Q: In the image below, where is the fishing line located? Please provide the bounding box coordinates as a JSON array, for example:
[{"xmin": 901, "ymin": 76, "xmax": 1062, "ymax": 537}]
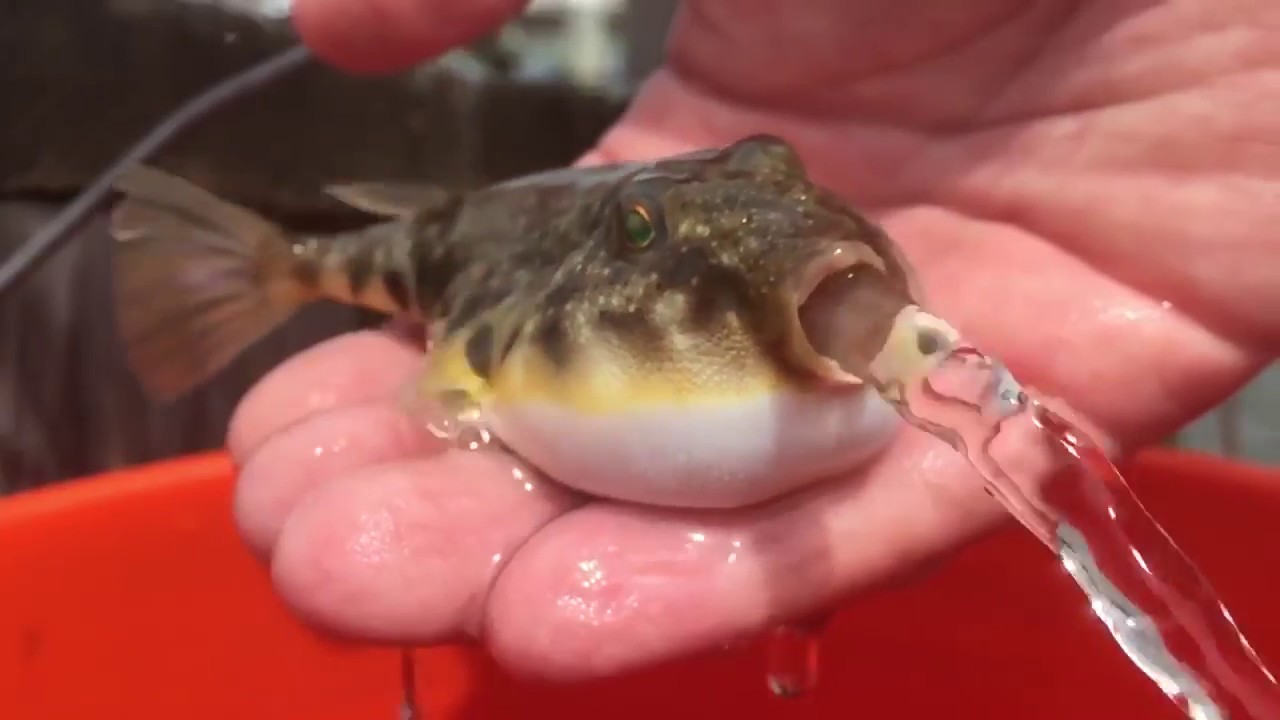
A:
[{"xmin": 0, "ymin": 43, "xmax": 315, "ymax": 302}]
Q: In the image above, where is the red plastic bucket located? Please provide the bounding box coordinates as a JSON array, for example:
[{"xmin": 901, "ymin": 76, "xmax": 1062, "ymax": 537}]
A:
[{"xmin": 1, "ymin": 449, "xmax": 1277, "ymax": 719}]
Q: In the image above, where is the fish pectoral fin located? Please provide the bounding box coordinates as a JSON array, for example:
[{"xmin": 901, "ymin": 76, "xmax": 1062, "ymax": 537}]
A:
[
  {"xmin": 324, "ymin": 182, "xmax": 453, "ymax": 218},
  {"xmin": 109, "ymin": 165, "xmax": 304, "ymax": 403},
  {"xmin": 398, "ymin": 337, "xmax": 493, "ymax": 439}
]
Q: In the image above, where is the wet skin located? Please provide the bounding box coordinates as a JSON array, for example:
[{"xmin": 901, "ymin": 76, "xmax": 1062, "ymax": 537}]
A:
[{"xmin": 234, "ymin": 0, "xmax": 1280, "ymax": 680}]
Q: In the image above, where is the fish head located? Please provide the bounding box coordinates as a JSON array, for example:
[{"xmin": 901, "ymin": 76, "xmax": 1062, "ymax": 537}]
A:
[{"xmin": 547, "ymin": 133, "xmax": 937, "ymax": 393}]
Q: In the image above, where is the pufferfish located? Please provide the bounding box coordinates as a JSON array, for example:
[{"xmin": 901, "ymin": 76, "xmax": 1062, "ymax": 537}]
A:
[{"xmin": 108, "ymin": 135, "xmax": 956, "ymax": 509}]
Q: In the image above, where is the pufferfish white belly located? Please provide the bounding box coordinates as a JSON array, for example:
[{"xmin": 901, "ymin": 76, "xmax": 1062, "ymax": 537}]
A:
[
  {"xmin": 485, "ymin": 384, "xmax": 901, "ymax": 509},
  {"xmin": 419, "ymin": 310, "xmax": 905, "ymax": 509}
]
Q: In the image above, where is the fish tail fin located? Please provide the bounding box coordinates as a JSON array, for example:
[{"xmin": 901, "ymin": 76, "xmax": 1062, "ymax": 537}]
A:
[{"xmin": 108, "ymin": 165, "xmax": 310, "ymax": 402}]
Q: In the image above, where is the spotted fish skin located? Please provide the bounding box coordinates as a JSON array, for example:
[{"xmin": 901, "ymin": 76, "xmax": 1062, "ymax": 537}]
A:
[
  {"xmin": 108, "ymin": 134, "xmax": 924, "ymax": 508},
  {"xmin": 411, "ymin": 136, "xmax": 921, "ymax": 412}
]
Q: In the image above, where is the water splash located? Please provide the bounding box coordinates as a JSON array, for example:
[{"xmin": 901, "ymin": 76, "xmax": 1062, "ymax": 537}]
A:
[{"xmin": 885, "ymin": 346, "xmax": 1280, "ymax": 719}]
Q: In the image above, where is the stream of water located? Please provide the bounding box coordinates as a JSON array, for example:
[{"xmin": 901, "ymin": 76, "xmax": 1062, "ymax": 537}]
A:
[
  {"xmin": 766, "ymin": 345, "xmax": 1280, "ymax": 718},
  {"xmin": 414, "ymin": 319, "xmax": 1279, "ymax": 717}
]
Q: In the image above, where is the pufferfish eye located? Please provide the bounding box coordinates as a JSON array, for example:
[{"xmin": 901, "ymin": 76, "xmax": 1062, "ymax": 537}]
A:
[{"xmin": 622, "ymin": 204, "xmax": 657, "ymax": 249}]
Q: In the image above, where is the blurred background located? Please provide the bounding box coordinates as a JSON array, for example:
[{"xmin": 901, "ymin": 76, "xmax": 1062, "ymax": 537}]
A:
[{"xmin": 0, "ymin": 0, "xmax": 1273, "ymax": 494}]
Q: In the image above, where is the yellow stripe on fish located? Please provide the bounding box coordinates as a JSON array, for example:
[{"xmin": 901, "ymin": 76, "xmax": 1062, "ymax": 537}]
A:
[{"xmin": 423, "ymin": 327, "xmax": 793, "ymax": 417}]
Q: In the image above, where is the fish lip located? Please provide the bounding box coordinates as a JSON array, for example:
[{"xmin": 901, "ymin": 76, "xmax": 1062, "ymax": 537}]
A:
[{"xmin": 784, "ymin": 242, "xmax": 884, "ymax": 387}]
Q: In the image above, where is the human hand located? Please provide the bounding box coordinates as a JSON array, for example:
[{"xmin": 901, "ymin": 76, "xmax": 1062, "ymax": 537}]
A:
[{"xmin": 231, "ymin": 0, "xmax": 1280, "ymax": 679}]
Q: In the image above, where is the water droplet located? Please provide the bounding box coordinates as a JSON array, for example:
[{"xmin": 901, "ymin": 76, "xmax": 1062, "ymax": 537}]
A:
[
  {"xmin": 310, "ymin": 437, "xmax": 350, "ymax": 458},
  {"xmin": 766, "ymin": 621, "xmax": 823, "ymax": 699},
  {"xmin": 411, "ymin": 386, "xmax": 494, "ymax": 452},
  {"xmin": 509, "ymin": 465, "xmax": 537, "ymax": 493},
  {"xmin": 455, "ymin": 424, "xmax": 493, "ymax": 451}
]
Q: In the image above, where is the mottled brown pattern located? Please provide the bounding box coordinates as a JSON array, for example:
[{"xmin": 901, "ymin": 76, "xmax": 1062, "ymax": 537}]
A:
[
  {"xmin": 389, "ymin": 134, "xmax": 921, "ymax": 386},
  {"xmin": 99, "ymin": 134, "xmax": 920, "ymax": 440},
  {"xmin": 382, "ymin": 269, "xmax": 412, "ymax": 312},
  {"xmin": 464, "ymin": 323, "xmax": 497, "ymax": 381},
  {"xmin": 344, "ymin": 247, "xmax": 376, "ymax": 298}
]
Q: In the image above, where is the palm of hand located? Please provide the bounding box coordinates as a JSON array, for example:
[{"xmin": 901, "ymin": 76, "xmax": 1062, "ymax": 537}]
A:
[{"xmin": 231, "ymin": 0, "xmax": 1278, "ymax": 680}]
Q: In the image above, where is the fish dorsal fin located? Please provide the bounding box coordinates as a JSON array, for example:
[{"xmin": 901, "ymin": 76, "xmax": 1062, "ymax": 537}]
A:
[{"xmin": 324, "ymin": 182, "xmax": 453, "ymax": 218}]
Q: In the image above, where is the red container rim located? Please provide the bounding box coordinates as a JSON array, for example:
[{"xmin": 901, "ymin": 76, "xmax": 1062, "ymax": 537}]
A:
[{"xmin": 1, "ymin": 448, "xmax": 1277, "ymax": 720}]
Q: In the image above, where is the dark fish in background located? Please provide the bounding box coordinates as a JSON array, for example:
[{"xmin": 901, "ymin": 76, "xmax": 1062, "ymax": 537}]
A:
[{"xmin": 0, "ymin": 0, "xmax": 630, "ymax": 492}]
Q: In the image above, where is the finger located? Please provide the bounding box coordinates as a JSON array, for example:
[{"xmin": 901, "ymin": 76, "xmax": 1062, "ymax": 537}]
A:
[
  {"xmin": 227, "ymin": 329, "xmax": 423, "ymax": 460},
  {"xmin": 483, "ymin": 429, "xmax": 1026, "ymax": 680},
  {"xmin": 291, "ymin": 0, "xmax": 531, "ymax": 74},
  {"xmin": 233, "ymin": 402, "xmax": 445, "ymax": 556},
  {"xmin": 268, "ymin": 449, "xmax": 580, "ymax": 642}
]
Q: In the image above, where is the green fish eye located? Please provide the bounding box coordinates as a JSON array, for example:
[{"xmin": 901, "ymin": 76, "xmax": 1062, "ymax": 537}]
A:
[{"xmin": 623, "ymin": 206, "xmax": 656, "ymax": 248}]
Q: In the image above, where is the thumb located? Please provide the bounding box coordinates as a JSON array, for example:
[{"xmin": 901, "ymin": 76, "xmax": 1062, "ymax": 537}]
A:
[{"xmin": 291, "ymin": 0, "xmax": 530, "ymax": 74}]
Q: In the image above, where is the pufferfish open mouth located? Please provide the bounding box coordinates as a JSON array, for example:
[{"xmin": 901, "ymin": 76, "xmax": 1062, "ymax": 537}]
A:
[{"xmin": 787, "ymin": 243, "xmax": 956, "ymax": 389}]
